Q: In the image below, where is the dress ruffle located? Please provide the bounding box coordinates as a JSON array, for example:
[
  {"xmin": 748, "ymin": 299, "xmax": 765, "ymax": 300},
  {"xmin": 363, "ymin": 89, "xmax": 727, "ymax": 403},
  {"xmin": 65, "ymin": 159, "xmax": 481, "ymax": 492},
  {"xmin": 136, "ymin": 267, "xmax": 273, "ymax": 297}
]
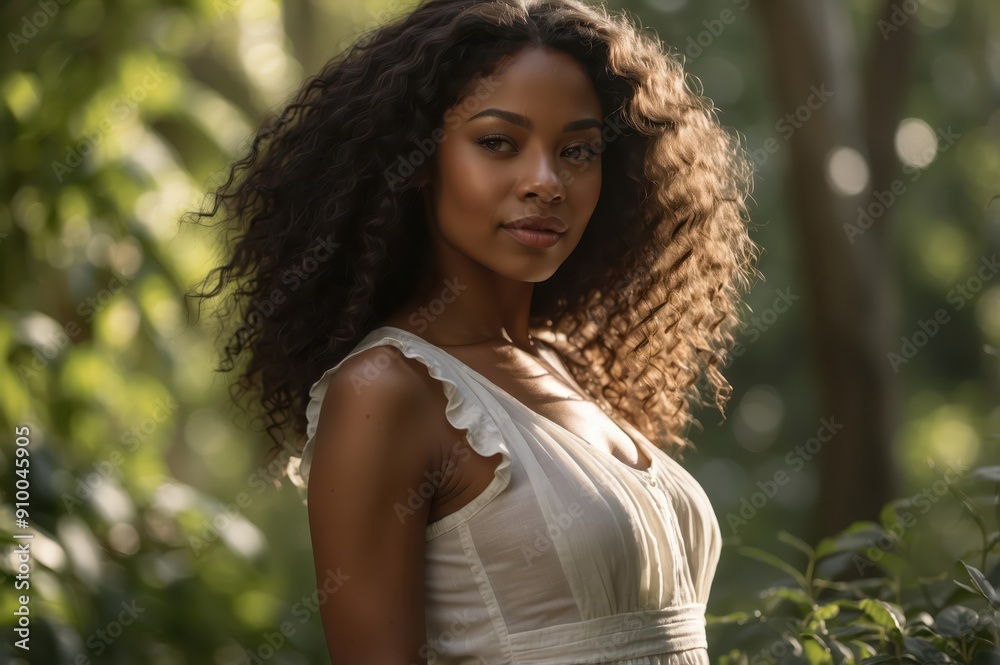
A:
[{"xmin": 286, "ymin": 334, "xmax": 512, "ymax": 540}]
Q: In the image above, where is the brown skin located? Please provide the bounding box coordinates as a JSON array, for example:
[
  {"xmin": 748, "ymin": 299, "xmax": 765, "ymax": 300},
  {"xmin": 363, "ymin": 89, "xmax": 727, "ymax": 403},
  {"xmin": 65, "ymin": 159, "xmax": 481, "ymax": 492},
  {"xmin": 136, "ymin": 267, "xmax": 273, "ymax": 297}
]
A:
[
  {"xmin": 381, "ymin": 46, "xmax": 651, "ymax": 504},
  {"xmin": 306, "ymin": 47, "xmax": 649, "ymax": 663},
  {"xmin": 385, "ymin": 45, "xmax": 604, "ymax": 354}
]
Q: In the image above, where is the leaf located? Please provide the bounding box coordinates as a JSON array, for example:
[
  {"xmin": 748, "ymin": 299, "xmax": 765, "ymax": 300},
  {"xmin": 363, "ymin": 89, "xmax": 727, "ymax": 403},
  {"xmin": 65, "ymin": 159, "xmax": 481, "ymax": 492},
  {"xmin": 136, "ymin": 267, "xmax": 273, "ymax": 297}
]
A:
[
  {"xmin": 858, "ymin": 656, "xmax": 904, "ymax": 664},
  {"xmin": 829, "ymin": 623, "xmax": 878, "ymax": 640},
  {"xmin": 779, "ymin": 530, "xmax": 816, "ymax": 559},
  {"xmin": 935, "ymin": 605, "xmax": 980, "ymax": 637},
  {"xmin": 763, "ymin": 586, "xmax": 814, "ymax": 607},
  {"xmin": 816, "ymin": 522, "xmax": 887, "ymax": 557},
  {"xmin": 828, "ymin": 638, "xmax": 855, "ymax": 664},
  {"xmin": 960, "ymin": 559, "xmax": 1000, "ymax": 607},
  {"xmin": 706, "ymin": 610, "xmax": 752, "ymax": 626},
  {"xmin": 902, "ymin": 636, "xmax": 954, "ymax": 664},
  {"xmin": 813, "ymin": 603, "xmax": 841, "ymax": 622},
  {"xmin": 968, "ymin": 466, "xmax": 1000, "ymax": 483},
  {"xmin": 878, "ymin": 501, "xmax": 902, "ymax": 534},
  {"xmin": 859, "ymin": 598, "xmax": 904, "ymax": 633},
  {"xmin": 737, "ymin": 545, "xmax": 809, "ymax": 591},
  {"xmin": 802, "ymin": 635, "xmax": 834, "ymax": 665},
  {"xmin": 816, "ymin": 536, "xmax": 838, "ymax": 559},
  {"xmin": 848, "ymin": 640, "xmax": 877, "ymax": 658}
]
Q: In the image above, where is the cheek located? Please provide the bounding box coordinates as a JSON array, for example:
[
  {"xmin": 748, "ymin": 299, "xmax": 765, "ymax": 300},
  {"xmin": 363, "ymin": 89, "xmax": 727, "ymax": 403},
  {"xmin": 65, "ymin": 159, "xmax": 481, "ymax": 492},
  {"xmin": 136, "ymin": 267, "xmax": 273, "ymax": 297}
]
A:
[
  {"xmin": 568, "ymin": 162, "xmax": 602, "ymax": 212},
  {"xmin": 436, "ymin": 144, "xmax": 502, "ymax": 228}
]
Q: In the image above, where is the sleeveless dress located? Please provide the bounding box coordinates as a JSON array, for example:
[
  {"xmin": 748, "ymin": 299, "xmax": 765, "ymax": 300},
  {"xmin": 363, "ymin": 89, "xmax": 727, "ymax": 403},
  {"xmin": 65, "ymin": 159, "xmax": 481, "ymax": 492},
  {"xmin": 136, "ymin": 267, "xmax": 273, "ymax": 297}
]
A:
[{"xmin": 286, "ymin": 325, "xmax": 723, "ymax": 664}]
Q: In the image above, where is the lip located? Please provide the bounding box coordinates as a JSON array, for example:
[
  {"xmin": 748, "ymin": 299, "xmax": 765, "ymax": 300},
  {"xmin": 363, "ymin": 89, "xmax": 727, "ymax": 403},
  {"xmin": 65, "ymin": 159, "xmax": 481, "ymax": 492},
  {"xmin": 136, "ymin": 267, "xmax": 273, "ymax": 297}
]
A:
[
  {"xmin": 500, "ymin": 226, "xmax": 564, "ymax": 249},
  {"xmin": 501, "ymin": 215, "xmax": 568, "ymax": 234}
]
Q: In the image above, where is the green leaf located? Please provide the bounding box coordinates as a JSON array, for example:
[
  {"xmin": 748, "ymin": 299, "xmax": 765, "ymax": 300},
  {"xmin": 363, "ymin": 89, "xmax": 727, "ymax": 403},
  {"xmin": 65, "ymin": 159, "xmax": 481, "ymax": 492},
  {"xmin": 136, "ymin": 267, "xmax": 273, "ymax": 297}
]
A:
[
  {"xmin": 828, "ymin": 638, "xmax": 855, "ymax": 664},
  {"xmin": 960, "ymin": 559, "xmax": 1000, "ymax": 607},
  {"xmin": 848, "ymin": 640, "xmax": 877, "ymax": 658},
  {"xmin": 905, "ymin": 611, "xmax": 934, "ymax": 629},
  {"xmin": 818, "ymin": 521, "xmax": 887, "ymax": 557},
  {"xmin": 902, "ymin": 635, "xmax": 954, "ymax": 663},
  {"xmin": 935, "ymin": 605, "xmax": 980, "ymax": 637},
  {"xmin": 737, "ymin": 545, "xmax": 809, "ymax": 592},
  {"xmin": 763, "ymin": 586, "xmax": 814, "ymax": 607},
  {"xmin": 779, "ymin": 530, "xmax": 816, "ymax": 559},
  {"xmin": 878, "ymin": 501, "xmax": 902, "ymax": 533},
  {"xmin": 816, "ymin": 536, "xmax": 838, "ymax": 559},
  {"xmin": 859, "ymin": 599, "xmax": 904, "ymax": 633},
  {"xmin": 706, "ymin": 610, "xmax": 752, "ymax": 625},
  {"xmin": 813, "ymin": 603, "xmax": 841, "ymax": 622},
  {"xmin": 803, "ymin": 635, "xmax": 834, "ymax": 665}
]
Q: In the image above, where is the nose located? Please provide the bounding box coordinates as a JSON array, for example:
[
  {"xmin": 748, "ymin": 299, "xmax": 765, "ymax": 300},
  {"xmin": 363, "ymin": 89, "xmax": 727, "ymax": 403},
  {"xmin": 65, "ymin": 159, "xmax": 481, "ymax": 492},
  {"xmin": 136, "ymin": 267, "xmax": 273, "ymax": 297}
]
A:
[{"xmin": 517, "ymin": 150, "xmax": 565, "ymax": 205}]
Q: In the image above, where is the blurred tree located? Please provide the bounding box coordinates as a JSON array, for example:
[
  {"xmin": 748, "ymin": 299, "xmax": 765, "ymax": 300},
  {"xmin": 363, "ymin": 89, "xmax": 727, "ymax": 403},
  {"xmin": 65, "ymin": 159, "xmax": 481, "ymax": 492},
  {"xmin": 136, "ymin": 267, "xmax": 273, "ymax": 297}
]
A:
[{"xmin": 753, "ymin": 0, "xmax": 911, "ymax": 538}]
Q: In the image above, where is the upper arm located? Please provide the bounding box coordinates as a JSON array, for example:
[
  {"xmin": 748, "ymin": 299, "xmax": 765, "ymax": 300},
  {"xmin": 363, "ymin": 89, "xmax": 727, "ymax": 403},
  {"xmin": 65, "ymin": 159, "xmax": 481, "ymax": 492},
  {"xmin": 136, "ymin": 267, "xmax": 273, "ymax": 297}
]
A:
[{"xmin": 306, "ymin": 348, "xmax": 438, "ymax": 664}]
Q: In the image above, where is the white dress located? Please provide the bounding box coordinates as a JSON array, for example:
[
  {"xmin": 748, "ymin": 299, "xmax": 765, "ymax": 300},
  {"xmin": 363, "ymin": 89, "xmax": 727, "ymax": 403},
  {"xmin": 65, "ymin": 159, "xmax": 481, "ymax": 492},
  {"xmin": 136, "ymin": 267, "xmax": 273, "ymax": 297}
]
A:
[{"xmin": 286, "ymin": 325, "xmax": 723, "ymax": 664}]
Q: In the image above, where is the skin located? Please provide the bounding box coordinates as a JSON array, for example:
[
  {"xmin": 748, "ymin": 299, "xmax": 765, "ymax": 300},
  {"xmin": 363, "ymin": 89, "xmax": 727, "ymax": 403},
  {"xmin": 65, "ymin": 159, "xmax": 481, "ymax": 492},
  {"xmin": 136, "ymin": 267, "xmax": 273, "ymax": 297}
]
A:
[{"xmin": 387, "ymin": 45, "xmax": 604, "ymax": 355}]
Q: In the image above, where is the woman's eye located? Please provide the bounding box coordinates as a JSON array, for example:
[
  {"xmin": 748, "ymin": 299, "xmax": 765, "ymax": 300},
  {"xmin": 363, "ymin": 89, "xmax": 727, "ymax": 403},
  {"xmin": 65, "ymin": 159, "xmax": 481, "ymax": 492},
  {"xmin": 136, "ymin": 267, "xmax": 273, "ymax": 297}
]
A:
[
  {"xmin": 477, "ymin": 135, "xmax": 514, "ymax": 153},
  {"xmin": 476, "ymin": 136, "xmax": 601, "ymax": 161},
  {"xmin": 565, "ymin": 142, "xmax": 601, "ymax": 162}
]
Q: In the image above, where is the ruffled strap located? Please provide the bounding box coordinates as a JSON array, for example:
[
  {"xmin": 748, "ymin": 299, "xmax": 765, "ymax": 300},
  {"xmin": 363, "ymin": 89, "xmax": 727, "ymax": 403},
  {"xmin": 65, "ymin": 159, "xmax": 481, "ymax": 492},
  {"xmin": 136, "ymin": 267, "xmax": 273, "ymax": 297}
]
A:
[{"xmin": 286, "ymin": 327, "xmax": 512, "ymax": 539}]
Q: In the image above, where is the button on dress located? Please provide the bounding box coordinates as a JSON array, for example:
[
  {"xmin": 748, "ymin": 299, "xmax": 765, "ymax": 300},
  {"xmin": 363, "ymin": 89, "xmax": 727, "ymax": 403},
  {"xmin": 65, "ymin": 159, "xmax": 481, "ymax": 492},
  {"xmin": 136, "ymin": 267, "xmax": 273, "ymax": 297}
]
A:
[{"xmin": 287, "ymin": 326, "xmax": 723, "ymax": 664}]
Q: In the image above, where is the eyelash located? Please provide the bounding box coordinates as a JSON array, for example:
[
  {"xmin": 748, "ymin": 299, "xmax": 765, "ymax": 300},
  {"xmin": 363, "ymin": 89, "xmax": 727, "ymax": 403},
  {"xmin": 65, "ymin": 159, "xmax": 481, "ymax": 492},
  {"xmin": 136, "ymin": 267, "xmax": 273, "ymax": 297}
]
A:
[{"xmin": 476, "ymin": 134, "xmax": 602, "ymax": 162}]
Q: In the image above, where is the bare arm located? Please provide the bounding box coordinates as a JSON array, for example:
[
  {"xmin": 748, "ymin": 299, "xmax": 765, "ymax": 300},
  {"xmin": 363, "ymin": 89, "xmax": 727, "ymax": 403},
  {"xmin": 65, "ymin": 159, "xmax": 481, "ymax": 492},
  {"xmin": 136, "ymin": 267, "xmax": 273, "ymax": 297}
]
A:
[{"xmin": 306, "ymin": 349, "xmax": 437, "ymax": 664}]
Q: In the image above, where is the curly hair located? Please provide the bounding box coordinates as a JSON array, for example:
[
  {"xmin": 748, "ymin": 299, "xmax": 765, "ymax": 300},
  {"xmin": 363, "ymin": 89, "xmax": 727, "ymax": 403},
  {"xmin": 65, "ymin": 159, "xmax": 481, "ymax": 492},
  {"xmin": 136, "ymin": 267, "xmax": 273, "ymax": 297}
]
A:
[{"xmin": 184, "ymin": 0, "xmax": 762, "ymax": 477}]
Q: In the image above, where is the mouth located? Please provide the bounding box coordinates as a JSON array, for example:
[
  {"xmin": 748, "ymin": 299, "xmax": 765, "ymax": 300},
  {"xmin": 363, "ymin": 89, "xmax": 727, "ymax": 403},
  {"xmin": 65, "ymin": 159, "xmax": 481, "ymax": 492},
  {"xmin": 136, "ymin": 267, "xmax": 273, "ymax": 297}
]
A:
[
  {"xmin": 499, "ymin": 226, "xmax": 565, "ymax": 249},
  {"xmin": 501, "ymin": 215, "xmax": 568, "ymax": 234}
]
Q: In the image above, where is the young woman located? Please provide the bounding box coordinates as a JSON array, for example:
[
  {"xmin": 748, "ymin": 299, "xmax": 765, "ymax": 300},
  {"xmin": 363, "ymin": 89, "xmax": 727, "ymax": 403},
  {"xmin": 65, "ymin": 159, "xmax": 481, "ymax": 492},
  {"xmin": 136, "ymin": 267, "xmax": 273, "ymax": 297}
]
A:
[{"xmin": 189, "ymin": 0, "xmax": 759, "ymax": 662}]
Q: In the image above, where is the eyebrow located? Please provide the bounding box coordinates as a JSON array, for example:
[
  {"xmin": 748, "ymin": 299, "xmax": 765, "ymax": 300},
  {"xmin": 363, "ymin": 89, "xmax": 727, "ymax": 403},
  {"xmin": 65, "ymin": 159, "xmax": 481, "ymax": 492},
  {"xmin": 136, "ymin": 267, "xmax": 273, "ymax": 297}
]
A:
[{"xmin": 467, "ymin": 108, "xmax": 602, "ymax": 132}]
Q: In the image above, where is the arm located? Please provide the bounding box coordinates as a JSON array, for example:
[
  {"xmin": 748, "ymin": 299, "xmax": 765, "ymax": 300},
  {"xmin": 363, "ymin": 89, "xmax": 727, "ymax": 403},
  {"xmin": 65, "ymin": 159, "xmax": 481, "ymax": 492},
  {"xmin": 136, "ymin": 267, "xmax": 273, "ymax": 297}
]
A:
[{"xmin": 306, "ymin": 349, "xmax": 437, "ymax": 664}]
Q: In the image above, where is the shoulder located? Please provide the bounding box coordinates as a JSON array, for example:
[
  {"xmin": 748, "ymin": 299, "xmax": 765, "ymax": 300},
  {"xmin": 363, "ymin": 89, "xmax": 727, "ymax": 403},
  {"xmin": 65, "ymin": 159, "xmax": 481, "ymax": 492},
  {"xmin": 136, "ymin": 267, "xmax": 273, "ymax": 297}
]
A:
[
  {"xmin": 320, "ymin": 345, "xmax": 435, "ymax": 427},
  {"xmin": 312, "ymin": 344, "xmax": 446, "ymax": 464}
]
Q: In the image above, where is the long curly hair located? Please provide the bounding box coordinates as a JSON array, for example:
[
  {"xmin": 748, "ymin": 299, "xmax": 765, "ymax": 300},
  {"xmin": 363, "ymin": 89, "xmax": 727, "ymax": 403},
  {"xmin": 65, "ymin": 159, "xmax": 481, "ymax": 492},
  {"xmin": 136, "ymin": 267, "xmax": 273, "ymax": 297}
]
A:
[{"xmin": 184, "ymin": 0, "xmax": 761, "ymax": 476}]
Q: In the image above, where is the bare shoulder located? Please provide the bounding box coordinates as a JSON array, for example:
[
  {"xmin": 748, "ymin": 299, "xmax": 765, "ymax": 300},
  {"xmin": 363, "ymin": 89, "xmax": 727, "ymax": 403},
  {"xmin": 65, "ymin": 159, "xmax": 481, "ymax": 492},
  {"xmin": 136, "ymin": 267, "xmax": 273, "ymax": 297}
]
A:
[
  {"xmin": 310, "ymin": 346, "xmax": 440, "ymax": 484},
  {"xmin": 320, "ymin": 345, "xmax": 443, "ymax": 422},
  {"xmin": 305, "ymin": 344, "xmax": 441, "ymax": 662}
]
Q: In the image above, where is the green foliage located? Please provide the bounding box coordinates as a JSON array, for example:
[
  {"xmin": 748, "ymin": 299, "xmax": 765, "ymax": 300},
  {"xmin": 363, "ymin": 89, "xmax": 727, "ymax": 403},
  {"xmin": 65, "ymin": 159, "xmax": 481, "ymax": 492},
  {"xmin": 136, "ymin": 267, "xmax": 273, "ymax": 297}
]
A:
[{"xmin": 708, "ymin": 465, "xmax": 1000, "ymax": 664}]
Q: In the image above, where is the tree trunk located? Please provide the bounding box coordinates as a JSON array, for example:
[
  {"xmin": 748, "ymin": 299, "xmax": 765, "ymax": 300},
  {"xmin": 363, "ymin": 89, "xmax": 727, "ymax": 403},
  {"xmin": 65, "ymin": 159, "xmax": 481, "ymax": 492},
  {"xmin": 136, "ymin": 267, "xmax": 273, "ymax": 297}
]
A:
[{"xmin": 754, "ymin": 0, "xmax": 907, "ymax": 539}]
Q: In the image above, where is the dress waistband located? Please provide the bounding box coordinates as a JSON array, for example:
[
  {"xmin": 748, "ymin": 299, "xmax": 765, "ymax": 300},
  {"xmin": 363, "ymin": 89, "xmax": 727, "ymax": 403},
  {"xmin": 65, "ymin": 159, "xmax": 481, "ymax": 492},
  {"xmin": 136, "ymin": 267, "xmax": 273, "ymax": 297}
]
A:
[{"xmin": 507, "ymin": 603, "xmax": 707, "ymax": 664}]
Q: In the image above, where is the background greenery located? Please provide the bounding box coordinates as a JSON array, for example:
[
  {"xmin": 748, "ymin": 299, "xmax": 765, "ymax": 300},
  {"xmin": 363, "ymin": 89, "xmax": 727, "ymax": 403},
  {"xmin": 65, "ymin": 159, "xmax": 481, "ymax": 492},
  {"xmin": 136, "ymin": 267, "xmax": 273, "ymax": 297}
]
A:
[{"xmin": 0, "ymin": 0, "xmax": 997, "ymax": 663}]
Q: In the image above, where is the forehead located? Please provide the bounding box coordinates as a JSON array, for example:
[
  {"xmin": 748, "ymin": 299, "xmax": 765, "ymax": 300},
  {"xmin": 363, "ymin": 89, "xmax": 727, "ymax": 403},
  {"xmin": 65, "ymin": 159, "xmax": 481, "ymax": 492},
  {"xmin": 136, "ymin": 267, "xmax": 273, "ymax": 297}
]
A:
[{"xmin": 450, "ymin": 46, "xmax": 603, "ymax": 124}]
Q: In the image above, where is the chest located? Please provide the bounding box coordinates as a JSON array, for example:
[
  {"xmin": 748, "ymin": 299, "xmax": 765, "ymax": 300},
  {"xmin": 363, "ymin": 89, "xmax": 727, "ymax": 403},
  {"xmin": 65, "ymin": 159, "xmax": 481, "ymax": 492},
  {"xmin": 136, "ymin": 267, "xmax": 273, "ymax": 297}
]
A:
[{"xmin": 423, "ymin": 344, "xmax": 652, "ymax": 523}]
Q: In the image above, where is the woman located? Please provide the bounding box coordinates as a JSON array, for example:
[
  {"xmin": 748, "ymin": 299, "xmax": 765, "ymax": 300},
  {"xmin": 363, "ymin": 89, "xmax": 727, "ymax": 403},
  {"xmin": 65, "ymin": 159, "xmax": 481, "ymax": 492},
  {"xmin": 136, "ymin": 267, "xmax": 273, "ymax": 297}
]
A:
[{"xmin": 188, "ymin": 0, "xmax": 760, "ymax": 662}]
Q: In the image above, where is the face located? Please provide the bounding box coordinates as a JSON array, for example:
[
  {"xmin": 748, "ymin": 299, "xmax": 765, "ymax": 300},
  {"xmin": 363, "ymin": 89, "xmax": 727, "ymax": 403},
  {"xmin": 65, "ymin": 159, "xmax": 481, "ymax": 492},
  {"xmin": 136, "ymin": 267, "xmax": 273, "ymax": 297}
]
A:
[{"xmin": 420, "ymin": 45, "xmax": 604, "ymax": 283}]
